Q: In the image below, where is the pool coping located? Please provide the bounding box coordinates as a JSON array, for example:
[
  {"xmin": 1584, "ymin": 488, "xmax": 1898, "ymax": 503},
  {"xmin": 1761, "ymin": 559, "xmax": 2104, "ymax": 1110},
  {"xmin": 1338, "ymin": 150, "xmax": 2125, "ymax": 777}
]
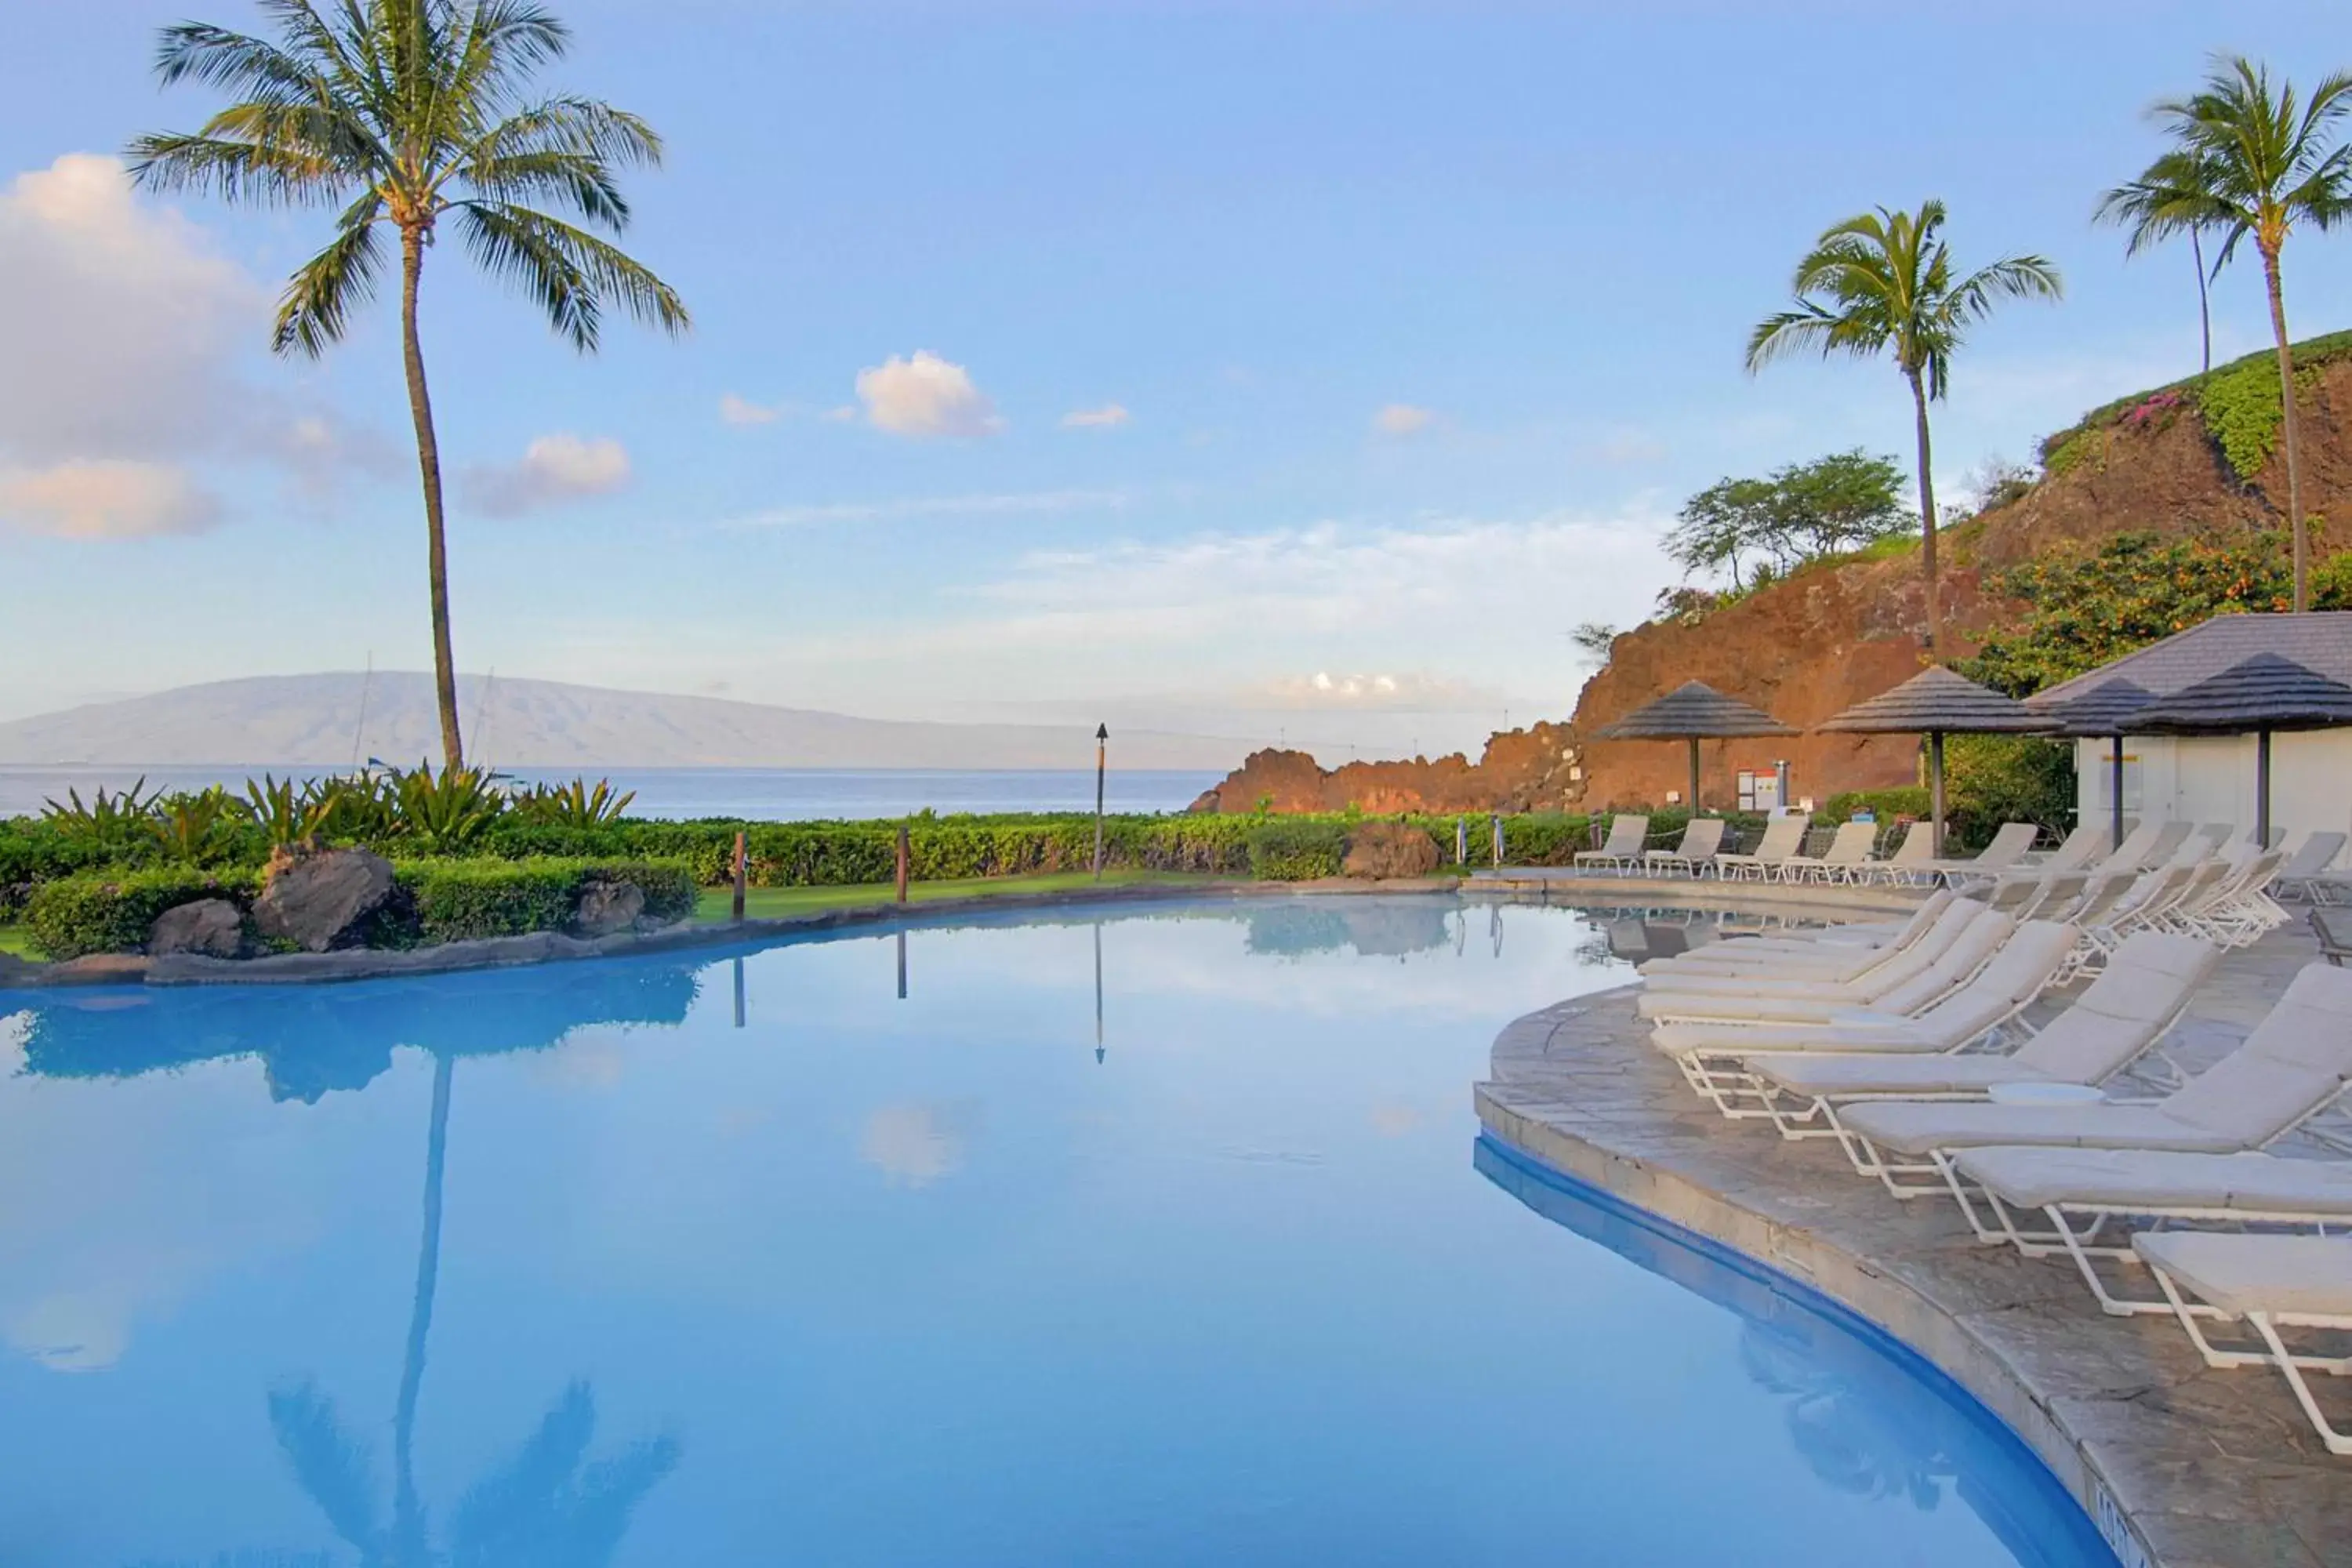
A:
[{"xmin": 1475, "ymin": 982, "xmax": 2348, "ymax": 1568}]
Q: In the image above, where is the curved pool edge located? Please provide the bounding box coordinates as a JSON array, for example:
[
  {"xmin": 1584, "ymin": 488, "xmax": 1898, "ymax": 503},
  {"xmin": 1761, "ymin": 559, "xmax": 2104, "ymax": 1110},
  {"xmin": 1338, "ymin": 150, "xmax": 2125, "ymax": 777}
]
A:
[
  {"xmin": 1475, "ymin": 985, "xmax": 2343, "ymax": 1568},
  {"xmin": 5, "ymin": 873, "xmax": 1922, "ymax": 992}
]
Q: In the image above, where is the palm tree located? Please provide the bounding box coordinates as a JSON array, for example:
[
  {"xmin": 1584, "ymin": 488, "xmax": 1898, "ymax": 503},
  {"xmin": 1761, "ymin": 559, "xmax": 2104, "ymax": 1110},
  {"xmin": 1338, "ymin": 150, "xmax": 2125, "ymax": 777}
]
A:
[
  {"xmin": 1747, "ymin": 203, "xmax": 2061, "ymax": 653},
  {"xmin": 129, "ymin": 0, "xmax": 689, "ymax": 769},
  {"xmin": 2096, "ymin": 151, "xmax": 2225, "ymax": 377},
  {"xmin": 2096, "ymin": 56, "xmax": 2352, "ymax": 612}
]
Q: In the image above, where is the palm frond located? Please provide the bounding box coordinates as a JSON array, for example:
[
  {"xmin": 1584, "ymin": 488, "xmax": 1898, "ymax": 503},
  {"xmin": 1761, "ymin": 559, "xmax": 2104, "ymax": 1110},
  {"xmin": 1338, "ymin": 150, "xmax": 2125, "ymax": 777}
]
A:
[
  {"xmin": 153, "ymin": 19, "xmax": 324, "ymax": 101},
  {"xmin": 126, "ymin": 130, "xmax": 347, "ymax": 205},
  {"xmin": 274, "ymin": 216, "xmax": 388, "ymax": 357},
  {"xmin": 454, "ymin": 198, "xmax": 689, "ymax": 350}
]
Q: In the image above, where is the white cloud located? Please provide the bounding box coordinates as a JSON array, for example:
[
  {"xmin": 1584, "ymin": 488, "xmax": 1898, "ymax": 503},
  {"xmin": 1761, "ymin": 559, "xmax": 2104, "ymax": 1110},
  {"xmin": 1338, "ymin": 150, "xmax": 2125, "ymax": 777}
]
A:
[
  {"xmin": 859, "ymin": 1101, "xmax": 977, "ymax": 1188},
  {"xmin": 725, "ymin": 488, "xmax": 1128, "ymax": 528},
  {"xmin": 1254, "ymin": 670, "xmax": 1475, "ymax": 710},
  {"xmin": 1372, "ymin": 403, "xmax": 1437, "ymax": 437},
  {"xmin": 0, "ymin": 459, "xmax": 219, "ymax": 539},
  {"xmin": 718, "ymin": 393, "xmax": 782, "ymax": 426},
  {"xmin": 855, "ymin": 350, "xmax": 1004, "ymax": 438},
  {"xmin": 463, "ymin": 434, "xmax": 632, "ymax": 517},
  {"xmin": 1062, "ymin": 402, "xmax": 1130, "ymax": 429},
  {"xmin": 0, "ymin": 154, "xmax": 395, "ymax": 528}
]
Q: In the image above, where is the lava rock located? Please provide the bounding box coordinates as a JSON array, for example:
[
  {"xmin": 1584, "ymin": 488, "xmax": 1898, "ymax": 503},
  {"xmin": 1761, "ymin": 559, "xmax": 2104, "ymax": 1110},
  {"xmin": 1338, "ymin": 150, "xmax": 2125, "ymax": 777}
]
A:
[
  {"xmin": 147, "ymin": 898, "xmax": 244, "ymax": 958},
  {"xmin": 1341, "ymin": 820, "xmax": 1441, "ymax": 879},
  {"xmin": 572, "ymin": 879, "xmax": 646, "ymax": 938},
  {"xmin": 252, "ymin": 847, "xmax": 396, "ymax": 953}
]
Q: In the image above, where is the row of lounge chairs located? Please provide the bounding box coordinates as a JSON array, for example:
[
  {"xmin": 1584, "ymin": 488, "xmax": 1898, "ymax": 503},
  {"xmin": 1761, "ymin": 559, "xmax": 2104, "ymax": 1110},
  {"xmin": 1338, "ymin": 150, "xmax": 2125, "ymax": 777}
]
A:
[
  {"xmin": 1632, "ymin": 877, "xmax": 2352, "ymax": 1456},
  {"xmin": 1575, "ymin": 809, "xmax": 2352, "ymax": 899}
]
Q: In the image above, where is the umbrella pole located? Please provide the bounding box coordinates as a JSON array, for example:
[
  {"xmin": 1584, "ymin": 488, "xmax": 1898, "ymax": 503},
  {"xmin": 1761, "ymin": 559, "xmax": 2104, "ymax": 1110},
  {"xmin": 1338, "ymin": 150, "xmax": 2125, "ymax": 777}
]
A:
[
  {"xmin": 2256, "ymin": 728, "xmax": 2272, "ymax": 848},
  {"xmin": 1686, "ymin": 737, "xmax": 1701, "ymax": 815},
  {"xmin": 1929, "ymin": 731, "xmax": 1947, "ymax": 859},
  {"xmin": 2111, "ymin": 735, "xmax": 2125, "ymax": 851}
]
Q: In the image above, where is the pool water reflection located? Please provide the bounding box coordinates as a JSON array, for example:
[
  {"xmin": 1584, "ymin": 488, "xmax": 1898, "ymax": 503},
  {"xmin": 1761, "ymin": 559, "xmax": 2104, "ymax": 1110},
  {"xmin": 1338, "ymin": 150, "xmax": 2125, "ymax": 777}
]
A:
[{"xmin": 0, "ymin": 898, "xmax": 2112, "ymax": 1566}]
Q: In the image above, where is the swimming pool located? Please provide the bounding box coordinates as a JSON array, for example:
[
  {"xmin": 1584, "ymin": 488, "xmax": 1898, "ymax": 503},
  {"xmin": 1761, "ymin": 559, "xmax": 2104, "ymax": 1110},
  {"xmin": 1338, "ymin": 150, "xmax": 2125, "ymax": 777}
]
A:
[{"xmin": 0, "ymin": 898, "xmax": 2115, "ymax": 1566}]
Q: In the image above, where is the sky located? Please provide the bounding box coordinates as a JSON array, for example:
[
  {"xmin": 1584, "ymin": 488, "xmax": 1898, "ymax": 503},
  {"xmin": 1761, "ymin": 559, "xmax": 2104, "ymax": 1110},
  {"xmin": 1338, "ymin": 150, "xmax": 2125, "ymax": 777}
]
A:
[{"xmin": 3, "ymin": 1, "xmax": 2350, "ymax": 760}]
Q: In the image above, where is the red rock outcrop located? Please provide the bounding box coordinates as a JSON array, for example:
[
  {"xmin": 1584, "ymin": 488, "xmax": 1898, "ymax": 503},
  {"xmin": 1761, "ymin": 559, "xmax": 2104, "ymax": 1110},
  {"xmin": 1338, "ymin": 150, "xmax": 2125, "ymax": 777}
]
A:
[{"xmin": 1192, "ymin": 356, "xmax": 2352, "ymax": 815}]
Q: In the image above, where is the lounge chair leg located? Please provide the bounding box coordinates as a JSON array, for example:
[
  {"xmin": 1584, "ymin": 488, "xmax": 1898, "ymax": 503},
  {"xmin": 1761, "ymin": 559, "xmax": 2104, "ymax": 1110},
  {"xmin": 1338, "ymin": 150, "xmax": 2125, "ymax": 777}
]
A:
[
  {"xmin": 2252, "ymin": 1314, "xmax": 2352, "ymax": 1454},
  {"xmin": 2051, "ymin": 1207, "xmax": 2172, "ymax": 1316}
]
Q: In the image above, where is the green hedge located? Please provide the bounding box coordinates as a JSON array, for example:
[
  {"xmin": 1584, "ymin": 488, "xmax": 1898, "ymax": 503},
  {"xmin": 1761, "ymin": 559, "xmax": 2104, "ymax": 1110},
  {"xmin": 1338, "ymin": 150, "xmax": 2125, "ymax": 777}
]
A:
[
  {"xmin": 387, "ymin": 858, "xmax": 700, "ymax": 946},
  {"xmin": 1245, "ymin": 822, "xmax": 1347, "ymax": 880},
  {"xmin": 2, "ymin": 806, "xmax": 1618, "ymax": 900},
  {"xmin": 24, "ymin": 868, "xmax": 260, "ymax": 960},
  {"xmin": 1823, "ymin": 789, "xmax": 1933, "ymax": 824}
]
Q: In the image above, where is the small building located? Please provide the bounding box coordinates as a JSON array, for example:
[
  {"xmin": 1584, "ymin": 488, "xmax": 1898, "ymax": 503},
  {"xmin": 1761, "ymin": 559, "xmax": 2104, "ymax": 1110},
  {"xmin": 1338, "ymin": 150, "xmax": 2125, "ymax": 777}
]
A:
[{"xmin": 2032, "ymin": 612, "xmax": 2352, "ymax": 845}]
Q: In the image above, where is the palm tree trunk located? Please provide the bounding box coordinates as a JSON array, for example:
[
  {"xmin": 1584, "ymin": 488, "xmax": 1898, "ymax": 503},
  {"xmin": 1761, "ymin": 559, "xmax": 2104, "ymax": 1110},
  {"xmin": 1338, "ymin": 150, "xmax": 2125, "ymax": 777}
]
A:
[
  {"xmin": 2192, "ymin": 229, "xmax": 2211, "ymax": 377},
  {"xmin": 2259, "ymin": 242, "xmax": 2307, "ymax": 611},
  {"xmin": 400, "ymin": 227, "xmax": 466, "ymax": 770},
  {"xmin": 1906, "ymin": 367, "xmax": 1940, "ymax": 653}
]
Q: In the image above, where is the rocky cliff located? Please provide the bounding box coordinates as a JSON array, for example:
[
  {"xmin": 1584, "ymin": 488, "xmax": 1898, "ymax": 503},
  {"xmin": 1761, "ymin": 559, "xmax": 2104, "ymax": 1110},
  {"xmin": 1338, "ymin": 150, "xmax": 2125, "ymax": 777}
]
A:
[{"xmin": 1192, "ymin": 347, "xmax": 2352, "ymax": 815}]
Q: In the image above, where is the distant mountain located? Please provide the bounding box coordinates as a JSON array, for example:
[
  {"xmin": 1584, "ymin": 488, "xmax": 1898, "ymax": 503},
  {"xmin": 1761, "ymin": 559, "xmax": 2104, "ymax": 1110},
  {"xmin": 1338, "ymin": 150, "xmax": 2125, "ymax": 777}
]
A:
[{"xmin": 0, "ymin": 673, "xmax": 1246, "ymax": 771}]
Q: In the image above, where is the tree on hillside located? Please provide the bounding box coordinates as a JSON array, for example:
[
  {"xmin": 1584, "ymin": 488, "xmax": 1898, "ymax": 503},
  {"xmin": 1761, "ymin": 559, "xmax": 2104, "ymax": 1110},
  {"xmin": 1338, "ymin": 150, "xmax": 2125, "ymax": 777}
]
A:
[
  {"xmin": 1746, "ymin": 204, "xmax": 2061, "ymax": 654},
  {"xmin": 129, "ymin": 0, "xmax": 690, "ymax": 770},
  {"xmin": 1664, "ymin": 449, "xmax": 1914, "ymax": 591},
  {"xmin": 2096, "ymin": 55, "xmax": 2352, "ymax": 612}
]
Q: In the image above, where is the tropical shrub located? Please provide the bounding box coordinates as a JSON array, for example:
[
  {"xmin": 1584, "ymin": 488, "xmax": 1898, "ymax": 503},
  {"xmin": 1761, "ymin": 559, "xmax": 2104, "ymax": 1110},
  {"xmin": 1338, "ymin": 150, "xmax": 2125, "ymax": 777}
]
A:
[
  {"xmin": 510, "ymin": 776, "xmax": 637, "ymax": 829},
  {"xmin": 1823, "ymin": 788, "xmax": 1932, "ymax": 823},
  {"xmin": 1945, "ymin": 735, "xmax": 2078, "ymax": 851},
  {"xmin": 386, "ymin": 762, "xmax": 506, "ymax": 852},
  {"xmin": 1969, "ymin": 530, "xmax": 2352, "ymax": 696},
  {"xmin": 40, "ymin": 779, "xmax": 163, "ymax": 861},
  {"xmin": 1244, "ymin": 822, "xmax": 1346, "ymax": 880},
  {"xmin": 24, "ymin": 867, "xmax": 259, "ymax": 960},
  {"xmin": 240, "ymin": 774, "xmax": 340, "ymax": 849},
  {"xmin": 380, "ymin": 858, "xmax": 699, "ymax": 947},
  {"xmin": 147, "ymin": 786, "xmax": 250, "ymax": 866}
]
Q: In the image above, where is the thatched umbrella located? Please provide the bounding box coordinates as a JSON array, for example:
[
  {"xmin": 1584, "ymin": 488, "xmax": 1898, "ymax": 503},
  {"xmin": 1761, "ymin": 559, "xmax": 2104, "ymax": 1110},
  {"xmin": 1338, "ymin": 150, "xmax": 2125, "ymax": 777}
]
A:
[
  {"xmin": 1591, "ymin": 680, "xmax": 1798, "ymax": 813},
  {"xmin": 2120, "ymin": 653, "xmax": 2352, "ymax": 847},
  {"xmin": 2031, "ymin": 678, "xmax": 2154, "ymax": 852},
  {"xmin": 1814, "ymin": 667, "xmax": 2052, "ymax": 857}
]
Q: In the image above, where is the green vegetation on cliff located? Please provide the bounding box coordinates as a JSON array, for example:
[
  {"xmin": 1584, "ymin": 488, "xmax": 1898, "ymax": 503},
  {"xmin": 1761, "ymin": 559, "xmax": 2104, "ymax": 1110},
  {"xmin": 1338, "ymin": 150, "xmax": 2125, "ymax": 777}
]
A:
[{"xmin": 2036, "ymin": 328, "xmax": 2352, "ymax": 484}]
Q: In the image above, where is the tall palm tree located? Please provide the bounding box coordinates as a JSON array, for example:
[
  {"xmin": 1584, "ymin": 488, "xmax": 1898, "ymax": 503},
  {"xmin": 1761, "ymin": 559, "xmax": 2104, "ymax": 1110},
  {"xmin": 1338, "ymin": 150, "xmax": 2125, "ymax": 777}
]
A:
[
  {"xmin": 2096, "ymin": 56, "xmax": 2352, "ymax": 612},
  {"xmin": 1747, "ymin": 202, "xmax": 2061, "ymax": 653},
  {"xmin": 2096, "ymin": 151, "xmax": 2225, "ymax": 377},
  {"xmin": 129, "ymin": 0, "xmax": 689, "ymax": 769}
]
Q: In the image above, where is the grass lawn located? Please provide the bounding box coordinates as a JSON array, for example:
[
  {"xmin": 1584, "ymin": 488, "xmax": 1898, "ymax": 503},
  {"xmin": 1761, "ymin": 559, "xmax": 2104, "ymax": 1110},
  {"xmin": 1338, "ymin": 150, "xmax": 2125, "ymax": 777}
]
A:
[
  {"xmin": 692, "ymin": 869, "xmax": 1221, "ymax": 924},
  {"xmin": 0, "ymin": 922, "xmax": 34, "ymax": 959}
]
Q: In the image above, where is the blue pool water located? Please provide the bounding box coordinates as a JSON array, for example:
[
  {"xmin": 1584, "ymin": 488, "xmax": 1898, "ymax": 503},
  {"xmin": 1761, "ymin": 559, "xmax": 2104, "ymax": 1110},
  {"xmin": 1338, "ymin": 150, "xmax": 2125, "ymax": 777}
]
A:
[{"xmin": 0, "ymin": 898, "xmax": 2114, "ymax": 1566}]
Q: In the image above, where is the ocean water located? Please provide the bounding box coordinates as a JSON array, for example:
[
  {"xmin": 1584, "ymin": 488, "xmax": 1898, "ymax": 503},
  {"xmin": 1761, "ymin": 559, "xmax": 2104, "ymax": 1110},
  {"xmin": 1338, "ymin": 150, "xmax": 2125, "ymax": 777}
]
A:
[
  {"xmin": 0, "ymin": 766, "xmax": 1224, "ymax": 822},
  {"xmin": 0, "ymin": 897, "xmax": 2113, "ymax": 1566}
]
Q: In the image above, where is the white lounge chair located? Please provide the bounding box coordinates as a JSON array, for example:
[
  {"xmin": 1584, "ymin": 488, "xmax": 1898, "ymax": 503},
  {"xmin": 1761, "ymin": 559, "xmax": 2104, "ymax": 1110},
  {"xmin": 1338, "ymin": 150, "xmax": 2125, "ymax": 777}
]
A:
[
  {"xmin": 1739, "ymin": 932, "xmax": 2220, "ymax": 1143},
  {"xmin": 2168, "ymin": 823, "xmax": 2237, "ymax": 867},
  {"xmin": 1712, "ymin": 814, "xmax": 1811, "ymax": 881},
  {"xmin": 1653, "ymin": 920, "xmax": 2079, "ymax": 1121},
  {"xmin": 1922, "ymin": 821, "xmax": 2042, "ymax": 884},
  {"xmin": 2027, "ymin": 818, "xmax": 2125, "ymax": 874},
  {"xmin": 1640, "ymin": 816, "xmax": 1726, "ymax": 878},
  {"xmin": 1776, "ymin": 820, "xmax": 1878, "ymax": 884},
  {"xmin": 1850, "ymin": 819, "xmax": 1941, "ymax": 887},
  {"xmin": 2274, "ymin": 830, "xmax": 2350, "ymax": 904},
  {"xmin": 1574, "ymin": 813, "xmax": 1650, "ymax": 873},
  {"xmin": 2086, "ymin": 819, "xmax": 2191, "ymax": 879},
  {"xmin": 1636, "ymin": 902, "xmax": 1998, "ymax": 1021},
  {"xmin": 1947, "ymin": 1146, "xmax": 2352, "ymax": 1317},
  {"xmin": 1832, "ymin": 962, "xmax": 2352, "ymax": 1202},
  {"xmin": 1640, "ymin": 891, "xmax": 1958, "ymax": 978},
  {"xmin": 2135, "ymin": 1232, "xmax": 2352, "ymax": 1456}
]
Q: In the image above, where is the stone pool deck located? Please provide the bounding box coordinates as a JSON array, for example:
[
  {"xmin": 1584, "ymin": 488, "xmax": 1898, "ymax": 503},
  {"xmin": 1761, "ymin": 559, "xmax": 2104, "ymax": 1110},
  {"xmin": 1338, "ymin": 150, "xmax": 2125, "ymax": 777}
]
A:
[{"xmin": 1476, "ymin": 920, "xmax": 2350, "ymax": 1568}]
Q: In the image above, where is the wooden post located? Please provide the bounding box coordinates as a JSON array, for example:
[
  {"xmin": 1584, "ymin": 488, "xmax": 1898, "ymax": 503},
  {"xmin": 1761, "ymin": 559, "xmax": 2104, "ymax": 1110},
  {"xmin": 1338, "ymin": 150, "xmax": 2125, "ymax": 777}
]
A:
[
  {"xmin": 1928, "ymin": 731, "xmax": 1947, "ymax": 859},
  {"xmin": 1455, "ymin": 815, "xmax": 1467, "ymax": 866},
  {"xmin": 1490, "ymin": 813, "xmax": 1504, "ymax": 868},
  {"xmin": 2110, "ymin": 735, "xmax": 2125, "ymax": 851},
  {"xmin": 2256, "ymin": 728, "xmax": 2273, "ymax": 848},
  {"xmin": 895, "ymin": 822, "xmax": 910, "ymax": 903},
  {"xmin": 1686, "ymin": 736, "xmax": 1701, "ymax": 815},
  {"xmin": 731, "ymin": 829, "xmax": 747, "ymax": 922},
  {"xmin": 1093, "ymin": 723, "xmax": 1109, "ymax": 882}
]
